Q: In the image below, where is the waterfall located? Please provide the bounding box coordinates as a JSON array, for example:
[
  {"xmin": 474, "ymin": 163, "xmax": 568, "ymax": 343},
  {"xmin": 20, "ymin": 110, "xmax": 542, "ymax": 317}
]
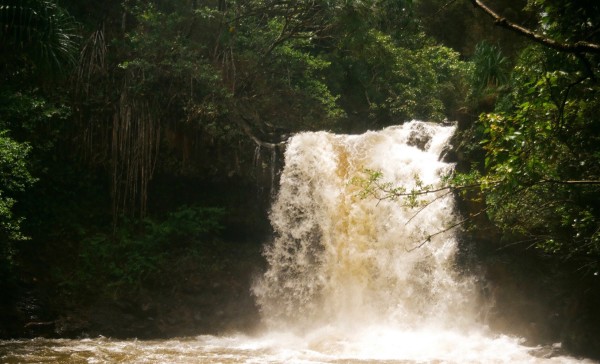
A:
[
  {"xmin": 253, "ymin": 120, "xmax": 479, "ymax": 332},
  {"xmin": 3, "ymin": 121, "xmax": 589, "ymax": 363}
]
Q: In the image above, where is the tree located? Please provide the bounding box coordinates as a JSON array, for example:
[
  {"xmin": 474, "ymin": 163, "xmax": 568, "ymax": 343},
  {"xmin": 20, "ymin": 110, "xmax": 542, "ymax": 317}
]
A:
[
  {"xmin": 0, "ymin": 0, "xmax": 78, "ymax": 76},
  {"xmin": 470, "ymin": 0, "xmax": 600, "ymax": 55},
  {"xmin": 0, "ymin": 130, "xmax": 35, "ymax": 293},
  {"xmin": 0, "ymin": 0, "xmax": 80, "ymax": 299},
  {"xmin": 70, "ymin": 0, "xmax": 471, "ymax": 222},
  {"xmin": 475, "ymin": 44, "xmax": 600, "ymax": 268},
  {"xmin": 466, "ymin": 0, "xmax": 600, "ymax": 269},
  {"xmin": 358, "ymin": 0, "xmax": 600, "ymax": 272},
  {"xmin": 469, "ymin": 40, "xmax": 510, "ymax": 110},
  {"xmin": 0, "ymin": 133, "xmax": 35, "ymax": 242},
  {"xmin": 433, "ymin": 1, "xmax": 600, "ymax": 271},
  {"xmin": 0, "ymin": 0, "xmax": 78, "ymax": 238},
  {"xmin": 313, "ymin": 0, "xmax": 470, "ymax": 130}
]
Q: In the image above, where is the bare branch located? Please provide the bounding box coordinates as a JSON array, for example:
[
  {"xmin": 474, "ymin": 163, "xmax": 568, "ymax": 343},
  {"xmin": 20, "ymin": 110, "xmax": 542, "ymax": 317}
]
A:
[
  {"xmin": 234, "ymin": 115, "xmax": 286, "ymax": 149},
  {"xmin": 405, "ymin": 208, "xmax": 487, "ymax": 252},
  {"xmin": 540, "ymin": 179, "xmax": 600, "ymax": 185},
  {"xmin": 405, "ymin": 190, "xmax": 454, "ymax": 225},
  {"xmin": 470, "ymin": 0, "xmax": 600, "ymax": 55},
  {"xmin": 358, "ymin": 170, "xmax": 600, "ymax": 253}
]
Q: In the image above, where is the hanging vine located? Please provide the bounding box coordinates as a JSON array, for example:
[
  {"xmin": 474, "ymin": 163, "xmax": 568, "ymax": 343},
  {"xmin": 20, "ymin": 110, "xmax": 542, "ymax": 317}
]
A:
[
  {"xmin": 111, "ymin": 73, "xmax": 161, "ymax": 223},
  {"xmin": 73, "ymin": 22, "xmax": 161, "ymax": 226},
  {"xmin": 74, "ymin": 26, "xmax": 111, "ymax": 165}
]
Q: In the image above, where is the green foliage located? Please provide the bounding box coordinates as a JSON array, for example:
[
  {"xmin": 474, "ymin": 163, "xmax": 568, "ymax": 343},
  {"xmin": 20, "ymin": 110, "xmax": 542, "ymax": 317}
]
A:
[
  {"xmin": 0, "ymin": 132, "xmax": 35, "ymax": 241},
  {"xmin": 324, "ymin": 17, "xmax": 469, "ymax": 128},
  {"xmin": 118, "ymin": 0, "xmax": 345, "ymax": 132},
  {"xmin": 0, "ymin": 0, "xmax": 79, "ymax": 75},
  {"xmin": 77, "ymin": 205, "xmax": 225, "ymax": 296},
  {"xmin": 74, "ymin": 0, "xmax": 473, "ymax": 187},
  {"xmin": 351, "ymin": 168, "xmax": 436, "ymax": 208},
  {"xmin": 0, "ymin": 0, "xmax": 78, "ymax": 298},
  {"xmin": 0, "ymin": 81, "xmax": 73, "ymax": 246},
  {"xmin": 467, "ymin": 42, "xmax": 600, "ymax": 270},
  {"xmin": 470, "ymin": 41, "xmax": 510, "ymax": 101},
  {"xmin": 0, "ymin": 87, "xmax": 71, "ymax": 150},
  {"xmin": 117, "ymin": 2, "xmax": 229, "ymax": 124},
  {"xmin": 220, "ymin": 0, "xmax": 349, "ymax": 130},
  {"xmin": 0, "ymin": 131, "xmax": 35, "ymax": 293},
  {"xmin": 525, "ymin": 0, "xmax": 600, "ymax": 46}
]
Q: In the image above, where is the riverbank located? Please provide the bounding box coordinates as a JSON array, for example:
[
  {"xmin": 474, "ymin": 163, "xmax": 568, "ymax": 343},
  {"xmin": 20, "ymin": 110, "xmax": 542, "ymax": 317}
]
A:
[{"xmin": 0, "ymin": 238, "xmax": 265, "ymax": 340}]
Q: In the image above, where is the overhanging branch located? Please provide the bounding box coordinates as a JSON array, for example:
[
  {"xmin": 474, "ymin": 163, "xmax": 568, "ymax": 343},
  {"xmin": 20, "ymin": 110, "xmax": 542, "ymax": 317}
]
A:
[
  {"xmin": 470, "ymin": 0, "xmax": 600, "ymax": 55},
  {"xmin": 540, "ymin": 179, "xmax": 600, "ymax": 185}
]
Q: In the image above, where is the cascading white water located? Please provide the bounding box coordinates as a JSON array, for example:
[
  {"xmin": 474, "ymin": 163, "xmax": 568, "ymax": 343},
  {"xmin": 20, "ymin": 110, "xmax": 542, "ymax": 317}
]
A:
[
  {"xmin": 253, "ymin": 120, "xmax": 478, "ymax": 331},
  {"xmin": 247, "ymin": 120, "xmax": 590, "ymax": 363}
]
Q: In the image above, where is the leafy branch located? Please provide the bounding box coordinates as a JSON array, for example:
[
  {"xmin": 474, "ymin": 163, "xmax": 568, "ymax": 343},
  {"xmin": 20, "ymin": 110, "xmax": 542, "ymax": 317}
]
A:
[
  {"xmin": 352, "ymin": 168, "xmax": 600, "ymax": 253},
  {"xmin": 351, "ymin": 169, "xmax": 490, "ymax": 251},
  {"xmin": 351, "ymin": 168, "xmax": 483, "ymax": 206}
]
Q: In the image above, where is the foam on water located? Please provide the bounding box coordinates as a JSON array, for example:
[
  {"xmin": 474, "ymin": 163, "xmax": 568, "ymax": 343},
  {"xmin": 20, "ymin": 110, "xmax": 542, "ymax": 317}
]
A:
[{"xmin": 1, "ymin": 334, "xmax": 594, "ymax": 363}]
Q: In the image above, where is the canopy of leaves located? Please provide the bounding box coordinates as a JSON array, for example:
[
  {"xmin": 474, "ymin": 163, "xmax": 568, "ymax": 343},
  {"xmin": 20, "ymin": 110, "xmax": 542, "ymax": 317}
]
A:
[
  {"xmin": 453, "ymin": 0, "xmax": 600, "ymax": 271},
  {"xmin": 0, "ymin": 0, "xmax": 473, "ymax": 305},
  {"xmin": 6, "ymin": 0, "xmax": 600, "ymax": 326},
  {"xmin": 317, "ymin": 0, "xmax": 469, "ymax": 129},
  {"xmin": 477, "ymin": 44, "xmax": 600, "ymax": 270}
]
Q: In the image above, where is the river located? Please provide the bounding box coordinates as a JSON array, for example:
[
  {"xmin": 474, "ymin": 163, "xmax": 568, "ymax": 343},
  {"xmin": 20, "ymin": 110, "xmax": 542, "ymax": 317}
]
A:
[{"xmin": 0, "ymin": 331, "xmax": 594, "ymax": 363}]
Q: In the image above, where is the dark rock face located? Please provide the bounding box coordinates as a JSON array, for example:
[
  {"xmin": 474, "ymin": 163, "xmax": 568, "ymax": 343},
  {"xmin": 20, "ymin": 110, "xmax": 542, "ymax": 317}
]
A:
[
  {"xmin": 0, "ymin": 288, "xmax": 61, "ymax": 339},
  {"xmin": 2, "ymin": 242, "xmax": 265, "ymax": 340},
  {"xmin": 75, "ymin": 276, "xmax": 262, "ymax": 339},
  {"xmin": 8, "ymin": 277, "xmax": 262, "ymax": 340},
  {"xmin": 472, "ymin": 244, "xmax": 600, "ymax": 359}
]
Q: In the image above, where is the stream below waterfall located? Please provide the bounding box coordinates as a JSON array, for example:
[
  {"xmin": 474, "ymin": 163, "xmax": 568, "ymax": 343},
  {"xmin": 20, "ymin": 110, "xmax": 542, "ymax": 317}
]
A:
[
  {"xmin": 1, "ymin": 121, "xmax": 596, "ymax": 363},
  {"xmin": 0, "ymin": 333, "xmax": 594, "ymax": 363}
]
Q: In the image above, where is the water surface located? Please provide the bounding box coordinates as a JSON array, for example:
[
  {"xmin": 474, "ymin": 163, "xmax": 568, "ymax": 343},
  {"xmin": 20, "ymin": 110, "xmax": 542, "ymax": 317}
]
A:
[{"xmin": 1, "ymin": 331, "xmax": 594, "ymax": 364}]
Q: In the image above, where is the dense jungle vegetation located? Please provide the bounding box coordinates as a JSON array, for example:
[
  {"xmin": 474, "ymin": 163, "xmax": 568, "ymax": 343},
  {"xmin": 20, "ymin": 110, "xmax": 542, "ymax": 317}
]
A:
[{"xmin": 1, "ymin": 0, "xmax": 599, "ymax": 354}]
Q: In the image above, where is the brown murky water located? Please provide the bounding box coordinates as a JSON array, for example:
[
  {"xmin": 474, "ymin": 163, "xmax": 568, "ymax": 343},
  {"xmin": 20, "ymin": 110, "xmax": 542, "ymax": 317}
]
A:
[{"xmin": 0, "ymin": 331, "xmax": 595, "ymax": 364}]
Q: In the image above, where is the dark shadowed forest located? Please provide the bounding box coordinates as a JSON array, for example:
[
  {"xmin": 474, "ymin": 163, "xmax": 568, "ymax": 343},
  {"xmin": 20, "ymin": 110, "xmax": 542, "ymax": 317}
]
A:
[{"xmin": 1, "ymin": 0, "xmax": 599, "ymax": 359}]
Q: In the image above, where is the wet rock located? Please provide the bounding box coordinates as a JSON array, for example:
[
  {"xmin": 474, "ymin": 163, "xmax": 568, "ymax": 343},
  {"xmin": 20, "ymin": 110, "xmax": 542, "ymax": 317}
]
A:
[
  {"xmin": 529, "ymin": 343, "xmax": 566, "ymax": 359},
  {"xmin": 54, "ymin": 314, "xmax": 90, "ymax": 336},
  {"xmin": 406, "ymin": 123, "xmax": 432, "ymax": 150}
]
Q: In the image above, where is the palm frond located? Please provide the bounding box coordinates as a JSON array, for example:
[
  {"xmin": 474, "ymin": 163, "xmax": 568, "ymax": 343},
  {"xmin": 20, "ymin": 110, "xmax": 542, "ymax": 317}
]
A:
[{"xmin": 0, "ymin": 0, "xmax": 79, "ymax": 73}]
